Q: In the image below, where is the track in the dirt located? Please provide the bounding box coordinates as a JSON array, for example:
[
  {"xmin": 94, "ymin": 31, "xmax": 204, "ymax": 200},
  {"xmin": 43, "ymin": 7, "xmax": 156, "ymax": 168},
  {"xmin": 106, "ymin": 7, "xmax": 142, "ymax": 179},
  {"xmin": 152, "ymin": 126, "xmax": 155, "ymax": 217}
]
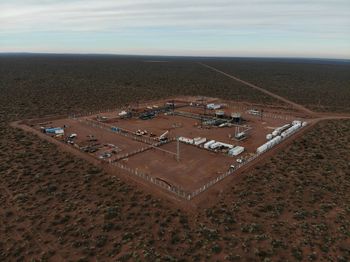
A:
[
  {"xmin": 9, "ymin": 64, "xmax": 350, "ymax": 206},
  {"xmin": 199, "ymin": 62, "xmax": 315, "ymax": 115},
  {"xmin": 198, "ymin": 62, "xmax": 350, "ymax": 122}
]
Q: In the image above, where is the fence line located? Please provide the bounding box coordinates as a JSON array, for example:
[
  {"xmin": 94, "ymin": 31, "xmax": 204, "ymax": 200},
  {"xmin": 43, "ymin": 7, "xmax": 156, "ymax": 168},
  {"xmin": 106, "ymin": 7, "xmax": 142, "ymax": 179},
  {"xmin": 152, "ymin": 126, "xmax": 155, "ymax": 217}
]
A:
[
  {"xmin": 226, "ymin": 104, "xmax": 295, "ymax": 121},
  {"xmin": 77, "ymin": 118, "xmax": 158, "ymax": 145},
  {"xmin": 85, "ymin": 120, "xmax": 304, "ymax": 200},
  {"xmin": 68, "ymin": 108, "xmax": 305, "ymax": 200},
  {"xmin": 187, "ymin": 124, "xmax": 306, "ymax": 199},
  {"xmin": 110, "ymin": 161, "xmax": 191, "ymax": 200}
]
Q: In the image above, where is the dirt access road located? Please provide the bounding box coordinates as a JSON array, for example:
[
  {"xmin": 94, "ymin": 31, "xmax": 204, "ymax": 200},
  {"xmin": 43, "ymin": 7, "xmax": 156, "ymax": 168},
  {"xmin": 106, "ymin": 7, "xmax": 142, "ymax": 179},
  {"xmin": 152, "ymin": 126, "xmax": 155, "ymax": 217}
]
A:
[
  {"xmin": 199, "ymin": 62, "xmax": 350, "ymax": 121},
  {"xmin": 10, "ymin": 64, "xmax": 350, "ymax": 209}
]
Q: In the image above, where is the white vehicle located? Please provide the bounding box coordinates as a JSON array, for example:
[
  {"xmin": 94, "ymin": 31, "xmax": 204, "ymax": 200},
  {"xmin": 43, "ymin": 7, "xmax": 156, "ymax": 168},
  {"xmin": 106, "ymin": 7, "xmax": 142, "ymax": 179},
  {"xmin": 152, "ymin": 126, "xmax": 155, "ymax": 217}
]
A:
[
  {"xmin": 236, "ymin": 158, "xmax": 243, "ymax": 163},
  {"xmin": 68, "ymin": 133, "xmax": 77, "ymax": 139},
  {"xmin": 99, "ymin": 152, "xmax": 112, "ymax": 159}
]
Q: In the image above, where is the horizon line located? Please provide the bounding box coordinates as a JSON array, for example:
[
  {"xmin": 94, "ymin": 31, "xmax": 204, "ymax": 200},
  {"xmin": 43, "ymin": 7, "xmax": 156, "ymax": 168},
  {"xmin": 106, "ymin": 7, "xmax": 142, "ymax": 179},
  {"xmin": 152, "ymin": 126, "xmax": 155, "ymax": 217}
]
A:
[{"xmin": 1, "ymin": 51, "xmax": 350, "ymax": 62}]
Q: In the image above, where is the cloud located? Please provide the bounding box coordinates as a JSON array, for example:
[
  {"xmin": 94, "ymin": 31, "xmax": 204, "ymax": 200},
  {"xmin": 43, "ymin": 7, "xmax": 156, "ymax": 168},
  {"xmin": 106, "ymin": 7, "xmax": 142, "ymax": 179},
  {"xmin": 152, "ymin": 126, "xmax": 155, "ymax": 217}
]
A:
[
  {"xmin": 1, "ymin": 0, "xmax": 349, "ymax": 34},
  {"xmin": 0, "ymin": 0, "xmax": 349, "ymax": 57}
]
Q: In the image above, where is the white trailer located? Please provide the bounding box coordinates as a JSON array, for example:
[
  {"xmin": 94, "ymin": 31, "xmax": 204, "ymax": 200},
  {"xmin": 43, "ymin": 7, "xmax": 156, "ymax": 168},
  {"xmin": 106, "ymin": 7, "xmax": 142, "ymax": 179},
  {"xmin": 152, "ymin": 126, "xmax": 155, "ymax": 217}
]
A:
[
  {"xmin": 228, "ymin": 146, "xmax": 245, "ymax": 156},
  {"xmin": 256, "ymin": 135, "xmax": 282, "ymax": 154},
  {"xmin": 210, "ymin": 142, "xmax": 222, "ymax": 150},
  {"xmin": 204, "ymin": 140, "xmax": 215, "ymax": 149},
  {"xmin": 193, "ymin": 137, "xmax": 207, "ymax": 145},
  {"xmin": 217, "ymin": 142, "xmax": 234, "ymax": 149},
  {"xmin": 179, "ymin": 136, "xmax": 194, "ymax": 144},
  {"xmin": 281, "ymin": 123, "xmax": 301, "ymax": 138}
]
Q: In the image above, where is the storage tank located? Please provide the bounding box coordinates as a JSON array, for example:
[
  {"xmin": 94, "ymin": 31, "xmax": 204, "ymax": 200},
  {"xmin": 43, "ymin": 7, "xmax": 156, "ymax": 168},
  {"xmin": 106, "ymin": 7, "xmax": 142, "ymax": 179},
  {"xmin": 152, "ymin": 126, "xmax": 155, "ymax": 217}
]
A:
[
  {"xmin": 231, "ymin": 112, "xmax": 242, "ymax": 123},
  {"xmin": 266, "ymin": 134, "xmax": 273, "ymax": 140},
  {"xmin": 215, "ymin": 110, "xmax": 225, "ymax": 118},
  {"xmin": 281, "ymin": 124, "xmax": 291, "ymax": 131},
  {"xmin": 302, "ymin": 121, "xmax": 307, "ymax": 127},
  {"xmin": 272, "ymin": 130, "xmax": 279, "ymax": 137},
  {"xmin": 292, "ymin": 120, "xmax": 302, "ymax": 126}
]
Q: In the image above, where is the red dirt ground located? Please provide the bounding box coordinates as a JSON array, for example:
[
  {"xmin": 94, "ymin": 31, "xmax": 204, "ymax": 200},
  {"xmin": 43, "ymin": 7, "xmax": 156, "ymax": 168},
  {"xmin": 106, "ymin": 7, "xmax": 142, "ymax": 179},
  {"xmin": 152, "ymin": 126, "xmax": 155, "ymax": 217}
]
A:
[{"xmin": 22, "ymin": 97, "xmax": 312, "ymax": 201}]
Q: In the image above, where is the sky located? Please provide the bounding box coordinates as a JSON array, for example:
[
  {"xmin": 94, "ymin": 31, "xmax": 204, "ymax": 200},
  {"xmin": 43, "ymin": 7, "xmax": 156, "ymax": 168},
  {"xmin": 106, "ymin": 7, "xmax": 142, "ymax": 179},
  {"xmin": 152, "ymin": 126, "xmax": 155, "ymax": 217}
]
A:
[{"xmin": 0, "ymin": 0, "xmax": 349, "ymax": 59}]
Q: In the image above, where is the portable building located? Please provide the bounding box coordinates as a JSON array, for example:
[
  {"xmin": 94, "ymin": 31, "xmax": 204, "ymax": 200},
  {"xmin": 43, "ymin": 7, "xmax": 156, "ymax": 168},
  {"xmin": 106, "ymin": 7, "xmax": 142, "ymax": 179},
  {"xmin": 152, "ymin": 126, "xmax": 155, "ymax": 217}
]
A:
[
  {"xmin": 257, "ymin": 135, "xmax": 281, "ymax": 154},
  {"xmin": 54, "ymin": 129, "xmax": 64, "ymax": 135},
  {"xmin": 228, "ymin": 146, "xmax": 245, "ymax": 156},
  {"xmin": 179, "ymin": 137, "xmax": 194, "ymax": 144},
  {"xmin": 204, "ymin": 140, "xmax": 216, "ymax": 149},
  {"xmin": 193, "ymin": 137, "xmax": 206, "ymax": 145},
  {"xmin": 209, "ymin": 142, "xmax": 222, "ymax": 150},
  {"xmin": 111, "ymin": 126, "xmax": 120, "ymax": 132},
  {"xmin": 217, "ymin": 142, "xmax": 234, "ymax": 149},
  {"xmin": 45, "ymin": 127, "xmax": 64, "ymax": 134}
]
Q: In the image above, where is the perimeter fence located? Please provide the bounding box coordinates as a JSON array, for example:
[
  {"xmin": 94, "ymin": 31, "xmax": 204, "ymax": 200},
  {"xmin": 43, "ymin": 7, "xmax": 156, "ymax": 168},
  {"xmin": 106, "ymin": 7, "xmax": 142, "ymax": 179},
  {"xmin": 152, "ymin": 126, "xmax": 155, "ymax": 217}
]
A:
[{"xmin": 68, "ymin": 107, "xmax": 305, "ymax": 200}]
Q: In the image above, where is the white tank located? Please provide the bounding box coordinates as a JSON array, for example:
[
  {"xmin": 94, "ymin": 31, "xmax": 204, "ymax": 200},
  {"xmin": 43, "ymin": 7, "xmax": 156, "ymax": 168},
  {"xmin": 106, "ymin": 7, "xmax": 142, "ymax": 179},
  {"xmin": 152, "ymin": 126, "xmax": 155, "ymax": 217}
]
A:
[
  {"xmin": 302, "ymin": 122, "xmax": 307, "ymax": 127},
  {"xmin": 292, "ymin": 120, "xmax": 302, "ymax": 126},
  {"xmin": 257, "ymin": 144, "xmax": 268, "ymax": 154},
  {"xmin": 272, "ymin": 130, "xmax": 279, "ymax": 137},
  {"xmin": 266, "ymin": 134, "xmax": 273, "ymax": 140}
]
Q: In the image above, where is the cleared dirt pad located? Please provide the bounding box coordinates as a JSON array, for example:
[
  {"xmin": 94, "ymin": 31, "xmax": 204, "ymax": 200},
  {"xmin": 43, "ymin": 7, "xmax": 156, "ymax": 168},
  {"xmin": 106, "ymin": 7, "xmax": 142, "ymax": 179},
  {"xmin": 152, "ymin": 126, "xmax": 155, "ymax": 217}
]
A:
[
  {"xmin": 23, "ymin": 96, "xmax": 312, "ymax": 200},
  {"xmin": 124, "ymin": 142, "xmax": 233, "ymax": 191}
]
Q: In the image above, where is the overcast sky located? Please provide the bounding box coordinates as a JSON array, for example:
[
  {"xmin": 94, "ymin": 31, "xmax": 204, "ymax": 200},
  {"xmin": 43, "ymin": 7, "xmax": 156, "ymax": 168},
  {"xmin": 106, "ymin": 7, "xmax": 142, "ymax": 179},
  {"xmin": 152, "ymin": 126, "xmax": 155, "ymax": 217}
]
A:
[{"xmin": 0, "ymin": 0, "xmax": 349, "ymax": 58}]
